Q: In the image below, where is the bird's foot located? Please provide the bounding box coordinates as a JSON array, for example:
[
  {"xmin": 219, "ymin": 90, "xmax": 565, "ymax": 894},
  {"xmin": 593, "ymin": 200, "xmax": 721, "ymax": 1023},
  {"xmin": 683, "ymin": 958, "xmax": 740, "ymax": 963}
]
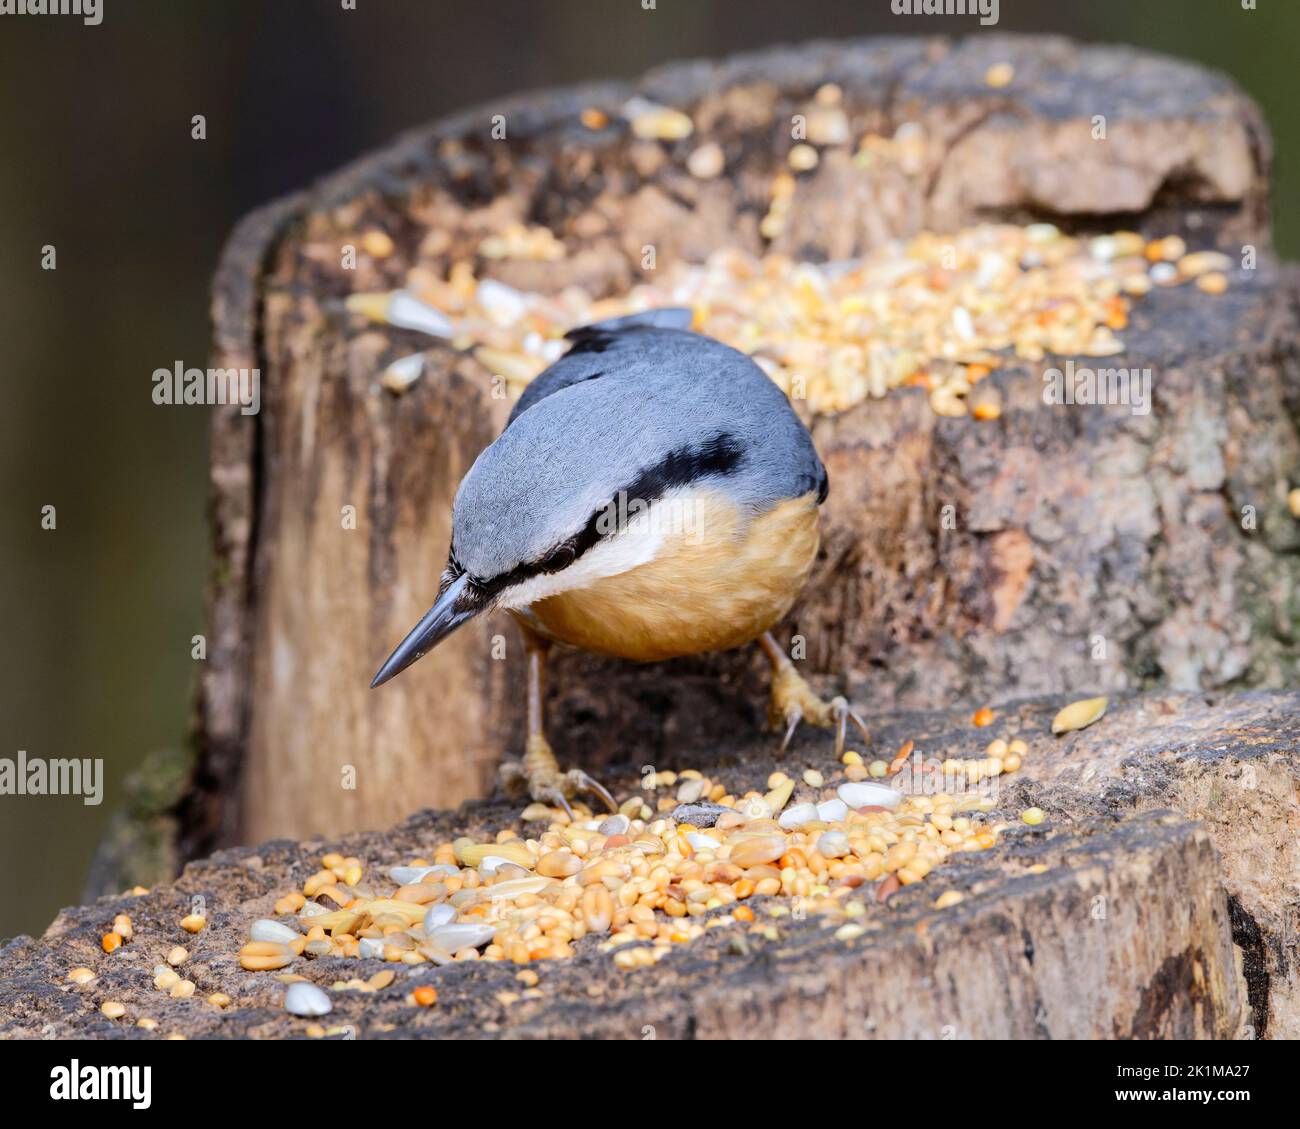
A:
[
  {"xmin": 499, "ymin": 734, "xmax": 618, "ymax": 819},
  {"xmin": 767, "ymin": 665, "xmax": 871, "ymax": 758}
]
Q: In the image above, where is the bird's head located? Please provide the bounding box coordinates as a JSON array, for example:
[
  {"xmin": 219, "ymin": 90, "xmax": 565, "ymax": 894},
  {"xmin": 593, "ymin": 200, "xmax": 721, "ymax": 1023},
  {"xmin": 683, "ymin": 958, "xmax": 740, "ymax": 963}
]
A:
[{"xmin": 369, "ymin": 369, "xmax": 747, "ymax": 688}]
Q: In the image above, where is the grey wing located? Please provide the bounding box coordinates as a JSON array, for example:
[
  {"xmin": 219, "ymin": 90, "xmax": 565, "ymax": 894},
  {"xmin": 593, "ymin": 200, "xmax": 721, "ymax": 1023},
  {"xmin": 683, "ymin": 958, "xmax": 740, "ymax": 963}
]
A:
[{"xmin": 505, "ymin": 308, "xmax": 694, "ymax": 426}]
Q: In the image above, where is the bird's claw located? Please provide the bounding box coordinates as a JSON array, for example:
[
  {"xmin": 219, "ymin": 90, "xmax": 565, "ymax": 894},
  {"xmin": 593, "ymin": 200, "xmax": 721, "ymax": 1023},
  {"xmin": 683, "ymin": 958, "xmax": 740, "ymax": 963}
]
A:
[
  {"xmin": 565, "ymin": 769, "xmax": 618, "ymax": 814},
  {"xmin": 769, "ymin": 666, "xmax": 870, "ymax": 758},
  {"xmin": 827, "ymin": 695, "xmax": 872, "ymax": 759},
  {"xmin": 499, "ymin": 753, "xmax": 618, "ymax": 817},
  {"xmin": 532, "ymin": 771, "xmax": 618, "ymax": 818}
]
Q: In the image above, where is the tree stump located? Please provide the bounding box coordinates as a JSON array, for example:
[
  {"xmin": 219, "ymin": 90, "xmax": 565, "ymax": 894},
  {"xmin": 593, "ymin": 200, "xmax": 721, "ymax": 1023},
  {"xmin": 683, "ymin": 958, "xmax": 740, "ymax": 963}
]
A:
[
  {"xmin": 13, "ymin": 689, "xmax": 1296, "ymax": 1040},
  {"xmin": 188, "ymin": 34, "xmax": 1297, "ymax": 862}
]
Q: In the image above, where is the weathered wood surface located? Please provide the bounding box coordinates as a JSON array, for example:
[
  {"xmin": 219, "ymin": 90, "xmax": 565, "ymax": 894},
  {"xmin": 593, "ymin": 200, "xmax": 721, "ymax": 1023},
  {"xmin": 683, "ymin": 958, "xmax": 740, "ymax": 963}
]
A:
[
  {"xmin": 10, "ymin": 689, "xmax": 1293, "ymax": 1041},
  {"xmin": 190, "ymin": 34, "xmax": 1297, "ymax": 861}
]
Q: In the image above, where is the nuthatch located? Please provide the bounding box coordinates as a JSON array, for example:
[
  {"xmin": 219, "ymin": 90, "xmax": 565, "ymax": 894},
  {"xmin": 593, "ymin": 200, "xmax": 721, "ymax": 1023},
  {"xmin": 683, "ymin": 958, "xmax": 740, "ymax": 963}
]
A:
[{"xmin": 371, "ymin": 308, "xmax": 868, "ymax": 814}]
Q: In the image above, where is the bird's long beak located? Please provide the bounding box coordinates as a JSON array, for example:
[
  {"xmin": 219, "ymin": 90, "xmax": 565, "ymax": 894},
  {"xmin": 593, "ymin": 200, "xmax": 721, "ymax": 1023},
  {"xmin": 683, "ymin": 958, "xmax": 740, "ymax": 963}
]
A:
[{"xmin": 370, "ymin": 573, "xmax": 479, "ymax": 688}]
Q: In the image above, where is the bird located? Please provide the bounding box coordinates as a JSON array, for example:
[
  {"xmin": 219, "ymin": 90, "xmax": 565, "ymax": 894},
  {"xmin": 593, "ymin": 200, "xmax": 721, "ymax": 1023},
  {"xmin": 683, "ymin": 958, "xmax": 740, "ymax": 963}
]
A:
[{"xmin": 370, "ymin": 307, "xmax": 869, "ymax": 816}]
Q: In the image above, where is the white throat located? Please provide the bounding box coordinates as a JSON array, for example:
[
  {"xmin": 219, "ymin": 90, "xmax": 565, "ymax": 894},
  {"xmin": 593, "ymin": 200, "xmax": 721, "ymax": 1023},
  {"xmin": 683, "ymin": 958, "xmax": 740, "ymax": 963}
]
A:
[{"xmin": 496, "ymin": 490, "xmax": 706, "ymax": 610}]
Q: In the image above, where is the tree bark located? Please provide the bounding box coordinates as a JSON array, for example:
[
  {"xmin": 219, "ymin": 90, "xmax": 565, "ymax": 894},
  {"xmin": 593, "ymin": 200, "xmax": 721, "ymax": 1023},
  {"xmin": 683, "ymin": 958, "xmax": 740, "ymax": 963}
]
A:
[{"xmin": 187, "ymin": 34, "xmax": 1295, "ymax": 860}]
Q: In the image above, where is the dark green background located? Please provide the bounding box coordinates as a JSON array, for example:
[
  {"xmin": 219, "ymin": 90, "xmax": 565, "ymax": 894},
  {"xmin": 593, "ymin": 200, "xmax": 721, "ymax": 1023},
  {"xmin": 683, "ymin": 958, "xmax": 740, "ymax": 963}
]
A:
[{"xmin": 1, "ymin": 0, "xmax": 1295, "ymax": 940}]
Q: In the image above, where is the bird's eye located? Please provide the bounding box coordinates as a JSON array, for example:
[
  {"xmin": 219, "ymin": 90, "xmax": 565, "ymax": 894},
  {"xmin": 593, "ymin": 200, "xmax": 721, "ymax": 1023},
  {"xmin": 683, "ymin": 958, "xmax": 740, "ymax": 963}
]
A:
[{"xmin": 540, "ymin": 543, "xmax": 576, "ymax": 573}]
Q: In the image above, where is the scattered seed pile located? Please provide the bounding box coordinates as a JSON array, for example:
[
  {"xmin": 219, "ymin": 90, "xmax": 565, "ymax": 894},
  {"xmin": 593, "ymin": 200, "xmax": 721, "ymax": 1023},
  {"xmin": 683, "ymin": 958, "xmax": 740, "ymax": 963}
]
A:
[
  {"xmin": 86, "ymin": 762, "xmax": 1027, "ymax": 1033},
  {"xmin": 65, "ymin": 700, "xmax": 1115, "ymax": 1034},
  {"xmin": 349, "ymin": 220, "xmax": 1234, "ymax": 417},
  {"xmin": 342, "ymin": 85, "xmax": 1236, "ymax": 416},
  {"xmin": 217, "ymin": 732, "xmax": 1051, "ymax": 1027}
]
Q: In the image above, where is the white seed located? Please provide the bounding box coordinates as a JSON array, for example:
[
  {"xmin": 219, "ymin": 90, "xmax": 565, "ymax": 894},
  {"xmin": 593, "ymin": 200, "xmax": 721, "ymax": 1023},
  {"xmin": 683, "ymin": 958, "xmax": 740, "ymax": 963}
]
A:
[
  {"xmin": 1089, "ymin": 235, "xmax": 1119, "ymax": 262},
  {"xmin": 685, "ymin": 832, "xmax": 721, "ymax": 852},
  {"xmin": 389, "ymin": 865, "xmax": 455, "ymax": 886},
  {"xmin": 385, "ymin": 290, "xmax": 454, "ymax": 337},
  {"xmin": 427, "ymin": 923, "xmax": 496, "ymax": 951},
  {"xmin": 477, "ymin": 279, "xmax": 530, "ymax": 323},
  {"xmin": 283, "ymin": 982, "xmax": 332, "ymax": 1017},
  {"xmin": 777, "ymin": 802, "xmax": 819, "ymax": 830},
  {"xmin": 358, "ymin": 938, "xmax": 385, "ymax": 960},
  {"xmin": 816, "ymin": 798, "xmax": 849, "ymax": 823},
  {"xmin": 380, "ymin": 353, "xmax": 426, "ymax": 394},
  {"xmin": 250, "ymin": 919, "xmax": 300, "ymax": 945},
  {"xmin": 422, "ymin": 904, "xmax": 457, "ymax": 934},
  {"xmin": 837, "ymin": 781, "xmax": 903, "ymax": 810},
  {"xmin": 687, "ymin": 142, "xmax": 725, "ymax": 179},
  {"xmin": 598, "ymin": 813, "xmax": 630, "ymax": 837},
  {"xmin": 477, "ymin": 855, "xmax": 518, "ymax": 875},
  {"xmin": 676, "ymin": 778, "xmax": 706, "ymax": 803}
]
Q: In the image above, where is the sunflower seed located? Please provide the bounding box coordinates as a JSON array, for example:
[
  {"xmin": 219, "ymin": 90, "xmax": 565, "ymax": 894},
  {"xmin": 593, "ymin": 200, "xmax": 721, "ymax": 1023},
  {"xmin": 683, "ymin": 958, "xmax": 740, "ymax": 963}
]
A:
[
  {"xmin": 777, "ymin": 802, "xmax": 819, "ymax": 830},
  {"xmin": 685, "ymin": 832, "xmax": 721, "ymax": 851},
  {"xmin": 837, "ymin": 781, "xmax": 903, "ymax": 810},
  {"xmin": 284, "ymin": 982, "xmax": 332, "ymax": 1017},
  {"xmin": 427, "ymin": 923, "xmax": 496, "ymax": 951},
  {"xmin": 670, "ymin": 801, "xmax": 731, "ymax": 828},
  {"xmin": 422, "ymin": 904, "xmax": 457, "ymax": 933},
  {"xmin": 387, "ymin": 868, "xmax": 449, "ymax": 884},
  {"xmin": 816, "ymin": 798, "xmax": 849, "ymax": 823}
]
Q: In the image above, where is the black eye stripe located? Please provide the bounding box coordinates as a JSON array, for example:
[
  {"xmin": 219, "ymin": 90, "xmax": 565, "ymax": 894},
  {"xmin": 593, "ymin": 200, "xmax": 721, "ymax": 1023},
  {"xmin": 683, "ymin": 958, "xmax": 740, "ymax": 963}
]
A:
[{"xmin": 458, "ymin": 432, "xmax": 746, "ymax": 598}]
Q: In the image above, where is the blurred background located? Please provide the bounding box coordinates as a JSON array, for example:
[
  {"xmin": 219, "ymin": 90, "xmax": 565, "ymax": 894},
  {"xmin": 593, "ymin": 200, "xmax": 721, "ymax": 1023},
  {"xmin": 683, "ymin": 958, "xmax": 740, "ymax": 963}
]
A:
[{"xmin": 1, "ymin": 0, "xmax": 1296, "ymax": 940}]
